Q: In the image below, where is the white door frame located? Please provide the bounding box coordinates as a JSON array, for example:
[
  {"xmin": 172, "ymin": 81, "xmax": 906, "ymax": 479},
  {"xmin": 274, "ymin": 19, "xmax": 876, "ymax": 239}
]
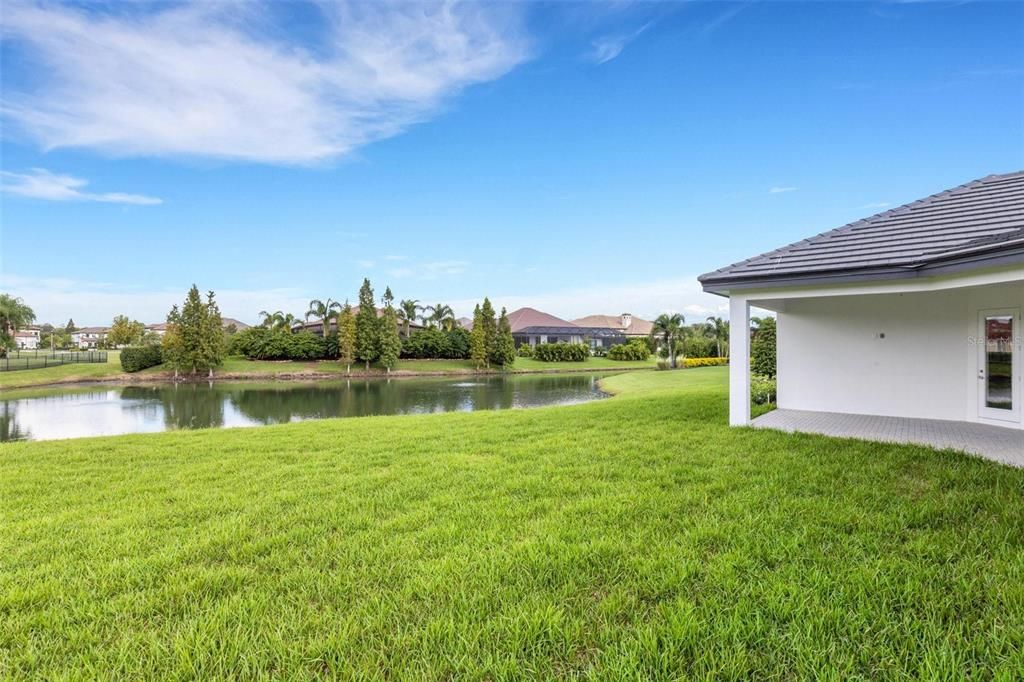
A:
[{"xmin": 977, "ymin": 307, "xmax": 1021, "ymax": 423}]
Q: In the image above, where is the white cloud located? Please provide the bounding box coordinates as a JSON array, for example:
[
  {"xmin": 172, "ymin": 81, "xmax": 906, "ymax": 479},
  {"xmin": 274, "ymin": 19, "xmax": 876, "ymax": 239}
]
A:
[
  {"xmin": 356, "ymin": 260, "xmax": 377, "ymax": 269},
  {"xmin": 1, "ymin": 1, "xmax": 529, "ymax": 165},
  {"xmin": 445, "ymin": 276, "xmax": 730, "ymax": 322},
  {"xmin": 861, "ymin": 201, "xmax": 891, "ymax": 210},
  {"xmin": 1, "ymin": 168, "xmax": 162, "ymax": 205},
  {"xmin": 586, "ymin": 23, "xmax": 650, "ymax": 65},
  {"xmin": 769, "ymin": 186, "xmax": 798, "ymax": 194}
]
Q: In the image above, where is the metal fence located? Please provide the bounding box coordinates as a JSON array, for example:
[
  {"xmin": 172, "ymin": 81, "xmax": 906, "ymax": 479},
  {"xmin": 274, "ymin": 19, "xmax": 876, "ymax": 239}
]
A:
[{"xmin": 0, "ymin": 350, "xmax": 108, "ymax": 372}]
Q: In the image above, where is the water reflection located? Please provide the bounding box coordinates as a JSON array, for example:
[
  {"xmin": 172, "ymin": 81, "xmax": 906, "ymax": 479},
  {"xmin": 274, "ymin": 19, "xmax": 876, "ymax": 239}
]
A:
[{"xmin": 1, "ymin": 374, "xmax": 608, "ymax": 442}]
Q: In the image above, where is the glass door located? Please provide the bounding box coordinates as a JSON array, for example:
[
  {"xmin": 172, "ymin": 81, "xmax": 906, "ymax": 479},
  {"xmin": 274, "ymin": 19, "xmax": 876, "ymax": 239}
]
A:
[{"xmin": 978, "ymin": 309, "xmax": 1020, "ymax": 423}]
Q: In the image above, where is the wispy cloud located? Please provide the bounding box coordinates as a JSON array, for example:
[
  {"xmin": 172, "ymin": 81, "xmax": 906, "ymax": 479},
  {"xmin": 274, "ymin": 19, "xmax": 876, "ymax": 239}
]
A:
[
  {"xmin": 587, "ymin": 23, "xmax": 650, "ymax": 64},
  {"xmin": 388, "ymin": 261, "xmax": 469, "ymax": 280},
  {"xmin": 861, "ymin": 201, "xmax": 891, "ymax": 210},
  {"xmin": 1, "ymin": 1, "xmax": 530, "ymax": 165},
  {"xmin": 769, "ymin": 186, "xmax": 798, "ymax": 194},
  {"xmin": 0, "ymin": 168, "xmax": 162, "ymax": 205},
  {"xmin": 356, "ymin": 260, "xmax": 377, "ymax": 269},
  {"xmin": 702, "ymin": 3, "xmax": 748, "ymax": 36}
]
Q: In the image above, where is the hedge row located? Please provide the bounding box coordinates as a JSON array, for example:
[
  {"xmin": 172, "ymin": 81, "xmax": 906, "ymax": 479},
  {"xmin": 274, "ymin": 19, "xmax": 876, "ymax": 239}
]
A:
[
  {"xmin": 400, "ymin": 329, "xmax": 470, "ymax": 359},
  {"xmin": 230, "ymin": 328, "xmax": 333, "ymax": 361},
  {"xmin": 607, "ymin": 339, "xmax": 650, "ymax": 361},
  {"xmin": 532, "ymin": 342, "xmax": 589, "ymax": 362},
  {"xmin": 120, "ymin": 345, "xmax": 162, "ymax": 373},
  {"xmin": 683, "ymin": 356, "xmax": 729, "ymax": 368}
]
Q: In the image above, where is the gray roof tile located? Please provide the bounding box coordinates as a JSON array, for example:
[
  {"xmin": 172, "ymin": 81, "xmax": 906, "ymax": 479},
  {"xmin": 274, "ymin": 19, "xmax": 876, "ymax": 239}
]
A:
[{"xmin": 700, "ymin": 171, "xmax": 1024, "ymax": 290}]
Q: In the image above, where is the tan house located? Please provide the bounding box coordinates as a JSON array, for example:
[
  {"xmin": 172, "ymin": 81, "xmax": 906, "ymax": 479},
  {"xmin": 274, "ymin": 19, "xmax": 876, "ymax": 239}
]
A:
[{"xmin": 573, "ymin": 313, "xmax": 654, "ymax": 339}]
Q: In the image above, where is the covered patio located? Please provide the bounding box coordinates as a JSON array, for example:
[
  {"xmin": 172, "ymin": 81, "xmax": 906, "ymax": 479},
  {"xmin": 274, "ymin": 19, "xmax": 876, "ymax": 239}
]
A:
[{"xmin": 753, "ymin": 408, "xmax": 1024, "ymax": 467}]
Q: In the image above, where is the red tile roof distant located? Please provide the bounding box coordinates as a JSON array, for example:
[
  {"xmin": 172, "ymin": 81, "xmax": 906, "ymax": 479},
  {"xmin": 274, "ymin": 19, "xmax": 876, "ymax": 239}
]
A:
[{"xmin": 506, "ymin": 307, "xmax": 578, "ymax": 333}]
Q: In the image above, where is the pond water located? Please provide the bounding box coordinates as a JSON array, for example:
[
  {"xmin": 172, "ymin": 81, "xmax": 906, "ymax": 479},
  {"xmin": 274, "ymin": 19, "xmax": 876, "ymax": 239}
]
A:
[{"xmin": 0, "ymin": 374, "xmax": 610, "ymax": 442}]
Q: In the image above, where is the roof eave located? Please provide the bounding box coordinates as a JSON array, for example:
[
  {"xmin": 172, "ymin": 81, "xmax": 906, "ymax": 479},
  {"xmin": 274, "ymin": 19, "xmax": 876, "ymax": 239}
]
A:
[{"xmin": 700, "ymin": 246, "xmax": 1024, "ymax": 295}]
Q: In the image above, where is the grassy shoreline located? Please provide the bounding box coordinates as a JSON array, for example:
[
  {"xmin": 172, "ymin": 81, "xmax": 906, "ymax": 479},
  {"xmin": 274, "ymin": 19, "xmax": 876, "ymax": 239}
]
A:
[
  {"xmin": 0, "ymin": 354, "xmax": 658, "ymax": 390},
  {"xmin": 2, "ymin": 368, "xmax": 1021, "ymax": 678}
]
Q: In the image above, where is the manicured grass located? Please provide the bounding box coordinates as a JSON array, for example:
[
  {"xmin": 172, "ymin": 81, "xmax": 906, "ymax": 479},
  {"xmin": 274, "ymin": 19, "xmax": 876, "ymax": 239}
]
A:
[
  {"xmin": 0, "ymin": 350, "xmax": 126, "ymax": 389},
  {"xmin": 2, "ymin": 368, "xmax": 1022, "ymax": 678}
]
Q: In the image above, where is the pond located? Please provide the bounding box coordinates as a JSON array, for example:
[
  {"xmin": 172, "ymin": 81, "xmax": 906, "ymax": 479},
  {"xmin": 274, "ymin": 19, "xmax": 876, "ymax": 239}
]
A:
[{"xmin": 0, "ymin": 373, "xmax": 611, "ymax": 442}]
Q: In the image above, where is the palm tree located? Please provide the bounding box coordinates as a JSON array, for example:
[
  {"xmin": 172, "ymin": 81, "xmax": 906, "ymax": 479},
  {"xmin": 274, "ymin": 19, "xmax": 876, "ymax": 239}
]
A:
[
  {"xmin": 650, "ymin": 312, "xmax": 685, "ymax": 368},
  {"xmin": 424, "ymin": 303, "xmax": 455, "ymax": 331},
  {"xmin": 258, "ymin": 310, "xmax": 300, "ymax": 333},
  {"xmin": 705, "ymin": 316, "xmax": 730, "ymax": 358},
  {"xmin": 0, "ymin": 294, "xmax": 36, "ymax": 356},
  {"xmin": 398, "ymin": 299, "xmax": 420, "ymax": 337},
  {"xmin": 306, "ymin": 298, "xmax": 342, "ymax": 335}
]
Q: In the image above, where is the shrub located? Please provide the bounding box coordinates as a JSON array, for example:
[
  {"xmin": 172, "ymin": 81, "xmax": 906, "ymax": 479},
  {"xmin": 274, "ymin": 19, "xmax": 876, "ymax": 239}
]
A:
[
  {"xmin": 751, "ymin": 318, "xmax": 777, "ymax": 378},
  {"xmin": 516, "ymin": 343, "xmax": 534, "ymax": 358},
  {"xmin": 401, "ymin": 328, "xmax": 471, "ymax": 360},
  {"xmin": 590, "ymin": 346, "xmax": 606, "ymax": 358},
  {"xmin": 682, "ymin": 335, "xmax": 717, "ymax": 358},
  {"xmin": 683, "ymin": 357, "xmax": 729, "ymax": 368},
  {"xmin": 533, "ymin": 342, "xmax": 588, "ymax": 362},
  {"xmin": 120, "ymin": 345, "xmax": 162, "ymax": 373},
  {"xmin": 751, "ymin": 374, "xmax": 777, "ymax": 404},
  {"xmin": 229, "ymin": 328, "xmax": 330, "ymax": 361},
  {"xmin": 607, "ymin": 339, "xmax": 651, "ymax": 361},
  {"xmin": 656, "ymin": 359, "xmax": 671, "ymax": 371}
]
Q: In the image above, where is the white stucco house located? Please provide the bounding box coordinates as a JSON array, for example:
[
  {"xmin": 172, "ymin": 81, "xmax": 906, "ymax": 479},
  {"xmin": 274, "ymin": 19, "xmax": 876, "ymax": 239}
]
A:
[{"xmin": 700, "ymin": 171, "xmax": 1024, "ymax": 438}]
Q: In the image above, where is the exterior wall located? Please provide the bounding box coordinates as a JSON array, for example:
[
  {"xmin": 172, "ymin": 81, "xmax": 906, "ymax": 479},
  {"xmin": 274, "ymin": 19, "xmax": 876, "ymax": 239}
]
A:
[{"xmin": 776, "ymin": 281, "xmax": 1024, "ymax": 426}]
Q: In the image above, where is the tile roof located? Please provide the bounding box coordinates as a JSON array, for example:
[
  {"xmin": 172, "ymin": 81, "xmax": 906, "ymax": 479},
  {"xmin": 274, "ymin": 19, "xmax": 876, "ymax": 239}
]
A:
[
  {"xmin": 572, "ymin": 314, "xmax": 654, "ymax": 335},
  {"xmin": 506, "ymin": 307, "xmax": 579, "ymax": 333},
  {"xmin": 700, "ymin": 171, "xmax": 1024, "ymax": 291}
]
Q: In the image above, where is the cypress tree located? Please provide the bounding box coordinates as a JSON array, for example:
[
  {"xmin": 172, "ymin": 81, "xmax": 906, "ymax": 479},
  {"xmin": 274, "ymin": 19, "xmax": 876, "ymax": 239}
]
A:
[
  {"xmin": 355, "ymin": 278, "xmax": 380, "ymax": 370},
  {"xmin": 379, "ymin": 305, "xmax": 402, "ymax": 373},
  {"xmin": 200, "ymin": 290, "xmax": 226, "ymax": 378},
  {"xmin": 337, "ymin": 301, "xmax": 356, "ymax": 374},
  {"xmin": 492, "ymin": 307, "xmax": 516, "ymax": 367},
  {"xmin": 480, "ymin": 297, "xmax": 497, "ymax": 368},
  {"xmin": 469, "ymin": 303, "xmax": 487, "ymax": 369}
]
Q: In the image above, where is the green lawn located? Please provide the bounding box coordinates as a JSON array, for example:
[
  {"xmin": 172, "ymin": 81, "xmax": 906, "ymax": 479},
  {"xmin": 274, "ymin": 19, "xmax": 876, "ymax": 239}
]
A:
[
  {"xmin": 2, "ymin": 368, "xmax": 1022, "ymax": 678},
  {"xmin": 0, "ymin": 350, "xmax": 126, "ymax": 389}
]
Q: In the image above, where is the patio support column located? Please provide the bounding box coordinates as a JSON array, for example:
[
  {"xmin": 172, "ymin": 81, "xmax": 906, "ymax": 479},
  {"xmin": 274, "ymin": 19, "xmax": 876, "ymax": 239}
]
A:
[{"xmin": 729, "ymin": 295, "xmax": 751, "ymax": 426}]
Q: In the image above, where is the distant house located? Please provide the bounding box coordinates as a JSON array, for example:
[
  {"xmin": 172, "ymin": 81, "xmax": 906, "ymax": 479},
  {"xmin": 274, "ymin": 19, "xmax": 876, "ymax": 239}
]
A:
[
  {"xmin": 572, "ymin": 313, "xmax": 654, "ymax": 348},
  {"xmin": 146, "ymin": 318, "xmax": 250, "ymax": 337},
  {"xmin": 507, "ymin": 307, "xmax": 587, "ymax": 347},
  {"xmin": 221, "ymin": 318, "xmax": 251, "ymax": 332},
  {"xmin": 15, "ymin": 329, "xmax": 39, "ymax": 350},
  {"xmin": 71, "ymin": 327, "xmax": 109, "ymax": 349}
]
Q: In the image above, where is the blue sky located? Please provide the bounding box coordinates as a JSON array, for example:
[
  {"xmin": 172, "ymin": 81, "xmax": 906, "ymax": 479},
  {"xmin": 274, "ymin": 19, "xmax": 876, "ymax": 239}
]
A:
[{"xmin": 2, "ymin": 0, "xmax": 1022, "ymax": 326}]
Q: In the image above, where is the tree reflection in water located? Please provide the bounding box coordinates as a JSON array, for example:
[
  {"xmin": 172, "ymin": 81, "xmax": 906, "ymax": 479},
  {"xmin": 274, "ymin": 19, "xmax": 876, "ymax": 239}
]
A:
[{"xmin": 2, "ymin": 374, "xmax": 608, "ymax": 441}]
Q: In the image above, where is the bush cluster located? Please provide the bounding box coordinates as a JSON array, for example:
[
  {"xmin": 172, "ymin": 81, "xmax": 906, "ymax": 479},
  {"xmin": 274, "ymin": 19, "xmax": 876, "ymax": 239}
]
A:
[
  {"xmin": 230, "ymin": 328, "xmax": 333, "ymax": 361},
  {"xmin": 120, "ymin": 345, "xmax": 162, "ymax": 373},
  {"xmin": 607, "ymin": 339, "xmax": 650, "ymax": 361},
  {"xmin": 751, "ymin": 374, "xmax": 777, "ymax": 404},
  {"xmin": 683, "ymin": 357, "xmax": 729, "ymax": 368},
  {"xmin": 401, "ymin": 328, "xmax": 471, "ymax": 359},
  {"xmin": 533, "ymin": 342, "xmax": 588, "ymax": 362},
  {"xmin": 516, "ymin": 343, "xmax": 534, "ymax": 358}
]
